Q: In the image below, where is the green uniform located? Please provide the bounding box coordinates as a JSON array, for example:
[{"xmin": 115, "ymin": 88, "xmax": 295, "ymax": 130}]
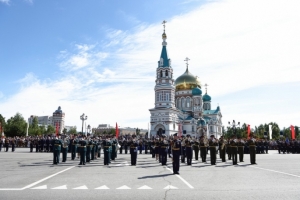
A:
[
  {"xmin": 193, "ymin": 141, "xmax": 199, "ymax": 160},
  {"xmin": 219, "ymin": 139, "xmax": 226, "ymax": 162},
  {"xmin": 230, "ymin": 139, "xmax": 238, "ymax": 165},
  {"xmin": 238, "ymin": 141, "xmax": 245, "ymax": 162},
  {"xmin": 103, "ymin": 140, "xmax": 112, "ymax": 165},
  {"xmin": 62, "ymin": 139, "xmax": 69, "ymax": 162},
  {"xmin": 209, "ymin": 139, "xmax": 218, "ymax": 165},
  {"xmin": 248, "ymin": 138, "xmax": 256, "ymax": 164},
  {"xmin": 79, "ymin": 139, "xmax": 87, "ymax": 165},
  {"xmin": 52, "ymin": 139, "xmax": 63, "ymax": 164}
]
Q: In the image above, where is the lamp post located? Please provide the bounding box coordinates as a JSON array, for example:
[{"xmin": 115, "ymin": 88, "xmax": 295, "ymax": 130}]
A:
[
  {"xmin": 228, "ymin": 120, "xmax": 240, "ymax": 137},
  {"xmin": 80, "ymin": 113, "xmax": 88, "ymax": 135},
  {"xmin": 87, "ymin": 124, "xmax": 91, "ymax": 136}
]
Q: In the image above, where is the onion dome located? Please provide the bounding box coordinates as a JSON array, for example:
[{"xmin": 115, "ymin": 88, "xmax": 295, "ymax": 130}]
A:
[
  {"xmin": 175, "ymin": 68, "xmax": 201, "ymax": 91},
  {"xmin": 202, "ymin": 93, "xmax": 211, "ymax": 102},
  {"xmin": 192, "ymin": 86, "xmax": 202, "ymax": 96}
]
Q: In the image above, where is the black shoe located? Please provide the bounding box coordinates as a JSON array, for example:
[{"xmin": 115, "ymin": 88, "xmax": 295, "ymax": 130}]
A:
[{"xmin": 83, "ymin": 163, "xmax": 86, "ymax": 165}]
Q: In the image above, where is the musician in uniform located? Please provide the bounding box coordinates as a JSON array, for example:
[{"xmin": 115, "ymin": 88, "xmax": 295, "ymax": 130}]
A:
[
  {"xmin": 129, "ymin": 135, "xmax": 138, "ymax": 166},
  {"xmin": 71, "ymin": 135, "xmax": 78, "ymax": 160},
  {"xmin": 11, "ymin": 138, "xmax": 16, "ymax": 152},
  {"xmin": 144, "ymin": 139, "xmax": 148, "ymax": 154},
  {"xmin": 193, "ymin": 138, "xmax": 199, "ymax": 161},
  {"xmin": 209, "ymin": 135, "xmax": 218, "ymax": 165},
  {"xmin": 61, "ymin": 135, "xmax": 69, "ymax": 162},
  {"xmin": 119, "ymin": 140, "xmax": 123, "ymax": 154},
  {"xmin": 78, "ymin": 136, "xmax": 87, "ymax": 165},
  {"xmin": 103, "ymin": 137, "xmax": 112, "ymax": 165},
  {"xmin": 111, "ymin": 138, "xmax": 117, "ymax": 161},
  {"xmin": 160, "ymin": 134, "xmax": 168, "ymax": 165},
  {"xmin": 181, "ymin": 136, "xmax": 186, "ymax": 163},
  {"xmin": 227, "ymin": 139, "xmax": 232, "ymax": 160},
  {"xmin": 218, "ymin": 136, "xmax": 226, "ymax": 162},
  {"xmin": 0, "ymin": 137, "xmax": 3, "ymax": 152},
  {"xmin": 237, "ymin": 137, "xmax": 245, "ymax": 162},
  {"xmin": 154, "ymin": 138, "xmax": 160, "ymax": 161},
  {"xmin": 86, "ymin": 138, "xmax": 92, "ymax": 163},
  {"xmin": 199, "ymin": 136, "xmax": 207, "ymax": 163},
  {"xmin": 172, "ymin": 133, "xmax": 181, "ymax": 174},
  {"xmin": 4, "ymin": 137, "xmax": 9, "ymax": 152},
  {"xmin": 124, "ymin": 139, "xmax": 128, "ymax": 154},
  {"xmin": 52, "ymin": 135, "xmax": 63, "ymax": 165},
  {"xmin": 230, "ymin": 135, "xmax": 238, "ymax": 165},
  {"xmin": 185, "ymin": 135, "xmax": 193, "ymax": 165},
  {"xmin": 248, "ymin": 134, "xmax": 257, "ymax": 164}
]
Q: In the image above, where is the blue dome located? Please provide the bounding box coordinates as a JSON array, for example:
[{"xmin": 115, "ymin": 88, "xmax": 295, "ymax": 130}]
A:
[
  {"xmin": 202, "ymin": 93, "xmax": 211, "ymax": 102},
  {"xmin": 192, "ymin": 87, "xmax": 202, "ymax": 96}
]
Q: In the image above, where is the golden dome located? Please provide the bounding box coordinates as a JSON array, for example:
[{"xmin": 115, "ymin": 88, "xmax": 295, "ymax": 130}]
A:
[{"xmin": 175, "ymin": 68, "xmax": 201, "ymax": 91}]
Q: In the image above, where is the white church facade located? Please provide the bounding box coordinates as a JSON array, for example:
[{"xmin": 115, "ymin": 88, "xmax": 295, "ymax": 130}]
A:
[{"xmin": 149, "ymin": 23, "xmax": 223, "ymax": 138}]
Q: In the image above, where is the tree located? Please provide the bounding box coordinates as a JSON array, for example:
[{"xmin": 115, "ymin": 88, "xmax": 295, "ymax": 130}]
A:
[
  {"xmin": 45, "ymin": 125, "xmax": 55, "ymax": 135},
  {"xmin": 28, "ymin": 116, "xmax": 41, "ymax": 136},
  {"xmin": 63, "ymin": 128, "xmax": 67, "ymax": 134},
  {"xmin": 5, "ymin": 113, "xmax": 27, "ymax": 137},
  {"xmin": 68, "ymin": 127, "xmax": 77, "ymax": 134}
]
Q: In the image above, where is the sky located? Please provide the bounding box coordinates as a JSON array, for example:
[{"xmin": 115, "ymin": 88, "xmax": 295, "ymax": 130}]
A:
[{"xmin": 0, "ymin": 0, "xmax": 299, "ymax": 131}]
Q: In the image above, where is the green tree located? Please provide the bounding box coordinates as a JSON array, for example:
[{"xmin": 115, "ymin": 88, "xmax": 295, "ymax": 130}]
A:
[
  {"xmin": 295, "ymin": 126, "xmax": 299, "ymax": 138},
  {"xmin": 63, "ymin": 128, "xmax": 67, "ymax": 134},
  {"xmin": 45, "ymin": 125, "xmax": 55, "ymax": 135},
  {"xmin": 5, "ymin": 113, "xmax": 27, "ymax": 137},
  {"xmin": 68, "ymin": 127, "xmax": 77, "ymax": 134},
  {"xmin": 28, "ymin": 116, "xmax": 41, "ymax": 136}
]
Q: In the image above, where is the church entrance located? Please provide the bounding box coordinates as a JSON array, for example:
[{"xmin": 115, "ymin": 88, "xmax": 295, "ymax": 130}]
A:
[{"xmin": 154, "ymin": 124, "xmax": 165, "ymax": 136}]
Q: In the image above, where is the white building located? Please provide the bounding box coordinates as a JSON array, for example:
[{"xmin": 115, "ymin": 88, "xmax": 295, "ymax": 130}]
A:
[
  {"xmin": 149, "ymin": 24, "xmax": 223, "ymax": 138},
  {"xmin": 28, "ymin": 115, "xmax": 53, "ymax": 126}
]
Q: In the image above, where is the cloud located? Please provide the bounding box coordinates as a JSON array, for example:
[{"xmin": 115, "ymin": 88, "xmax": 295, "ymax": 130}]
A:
[
  {"xmin": 24, "ymin": 0, "xmax": 33, "ymax": 4},
  {"xmin": 1, "ymin": 0, "xmax": 300, "ymax": 130},
  {"xmin": 0, "ymin": 0, "xmax": 10, "ymax": 5}
]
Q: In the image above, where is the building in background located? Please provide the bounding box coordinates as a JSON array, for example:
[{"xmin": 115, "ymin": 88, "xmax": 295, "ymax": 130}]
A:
[
  {"xmin": 28, "ymin": 115, "xmax": 53, "ymax": 126},
  {"xmin": 149, "ymin": 24, "xmax": 223, "ymax": 138},
  {"xmin": 52, "ymin": 106, "xmax": 65, "ymax": 134},
  {"xmin": 93, "ymin": 124, "xmax": 148, "ymax": 136}
]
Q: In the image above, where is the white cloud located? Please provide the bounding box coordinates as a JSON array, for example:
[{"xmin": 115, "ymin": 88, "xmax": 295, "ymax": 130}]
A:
[
  {"xmin": 1, "ymin": 0, "xmax": 300, "ymax": 130},
  {"xmin": 0, "ymin": 0, "xmax": 10, "ymax": 5}
]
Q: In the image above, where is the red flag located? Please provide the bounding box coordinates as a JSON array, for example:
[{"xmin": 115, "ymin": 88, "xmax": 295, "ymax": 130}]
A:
[
  {"xmin": 55, "ymin": 122, "xmax": 59, "ymax": 136},
  {"xmin": 116, "ymin": 123, "xmax": 119, "ymax": 138},
  {"xmin": 247, "ymin": 125, "xmax": 251, "ymax": 138},
  {"xmin": 291, "ymin": 125, "xmax": 295, "ymax": 140}
]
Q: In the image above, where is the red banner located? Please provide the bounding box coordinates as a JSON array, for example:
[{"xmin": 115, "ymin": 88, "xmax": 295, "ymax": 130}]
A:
[
  {"xmin": 247, "ymin": 125, "xmax": 251, "ymax": 138},
  {"xmin": 116, "ymin": 123, "xmax": 119, "ymax": 138},
  {"xmin": 178, "ymin": 123, "xmax": 182, "ymax": 138},
  {"xmin": 291, "ymin": 125, "xmax": 295, "ymax": 140}
]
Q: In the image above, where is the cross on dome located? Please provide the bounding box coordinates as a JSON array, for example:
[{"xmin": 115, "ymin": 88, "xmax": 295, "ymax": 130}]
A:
[
  {"xmin": 204, "ymin": 83, "xmax": 209, "ymax": 93},
  {"xmin": 184, "ymin": 57, "xmax": 190, "ymax": 70},
  {"xmin": 162, "ymin": 20, "xmax": 167, "ymax": 32}
]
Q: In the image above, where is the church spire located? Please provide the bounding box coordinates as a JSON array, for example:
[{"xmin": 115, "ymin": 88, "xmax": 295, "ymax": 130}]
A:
[{"xmin": 159, "ymin": 20, "xmax": 170, "ymax": 68}]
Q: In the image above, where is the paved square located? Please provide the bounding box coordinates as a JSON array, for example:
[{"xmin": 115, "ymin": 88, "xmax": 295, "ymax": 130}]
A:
[{"xmin": 0, "ymin": 149, "xmax": 299, "ymax": 200}]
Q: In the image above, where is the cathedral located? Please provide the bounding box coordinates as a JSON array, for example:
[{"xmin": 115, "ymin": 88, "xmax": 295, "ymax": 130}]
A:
[{"xmin": 149, "ymin": 22, "xmax": 223, "ymax": 138}]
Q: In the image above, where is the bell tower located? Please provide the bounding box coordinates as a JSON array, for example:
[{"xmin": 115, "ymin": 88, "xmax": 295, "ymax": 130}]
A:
[{"xmin": 149, "ymin": 21, "xmax": 179, "ymax": 137}]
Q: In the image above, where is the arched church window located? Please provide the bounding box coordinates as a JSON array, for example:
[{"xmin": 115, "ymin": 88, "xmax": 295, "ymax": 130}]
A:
[
  {"xmin": 160, "ymin": 71, "xmax": 163, "ymax": 78},
  {"xmin": 166, "ymin": 93, "xmax": 169, "ymax": 101},
  {"xmin": 165, "ymin": 70, "xmax": 168, "ymax": 77},
  {"xmin": 176, "ymin": 98, "xmax": 180, "ymax": 108},
  {"xmin": 181, "ymin": 98, "xmax": 185, "ymax": 108},
  {"xmin": 186, "ymin": 98, "xmax": 190, "ymax": 108}
]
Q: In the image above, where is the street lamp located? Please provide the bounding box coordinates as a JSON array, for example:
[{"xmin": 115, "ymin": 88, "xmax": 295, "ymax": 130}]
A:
[
  {"xmin": 87, "ymin": 124, "xmax": 91, "ymax": 136},
  {"xmin": 228, "ymin": 120, "xmax": 240, "ymax": 136},
  {"xmin": 80, "ymin": 113, "xmax": 88, "ymax": 135}
]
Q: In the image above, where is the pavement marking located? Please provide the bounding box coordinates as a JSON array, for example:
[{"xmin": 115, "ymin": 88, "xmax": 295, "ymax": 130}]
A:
[
  {"xmin": 138, "ymin": 185, "xmax": 152, "ymax": 189},
  {"xmin": 22, "ymin": 166, "xmax": 75, "ymax": 190},
  {"xmin": 164, "ymin": 185, "xmax": 178, "ymax": 190},
  {"xmin": 73, "ymin": 185, "xmax": 88, "ymax": 189},
  {"xmin": 250, "ymin": 166, "xmax": 300, "ymax": 178},
  {"xmin": 165, "ymin": 166, "xmax": 194, "ymax": 189},
  {"xmin": 115, "ymin": 161, "xmax": 130, "ymax": 166},
  {"xmin": 0, "ymin": 188, "xmax": 24, "ymax": 191},
  {"xmin": 52, "ymin": 185, "xmax": 67, "ymax": 189},
  {"xmin": 31, "ymin": 185, "xmax": 47, "ymax": 189},
  {"xmin": 116, "ymin": 185, "xmax": 131, "ymax": 189},
  {"xmin": 95, "ymin": 185, "xmax": 110, "ymax": 189}
]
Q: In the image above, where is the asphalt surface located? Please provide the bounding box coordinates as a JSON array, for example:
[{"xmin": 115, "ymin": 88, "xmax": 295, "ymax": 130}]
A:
[{"xmin": 0, "ymin": 148, "xmax": 299, "ymax": 200}]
